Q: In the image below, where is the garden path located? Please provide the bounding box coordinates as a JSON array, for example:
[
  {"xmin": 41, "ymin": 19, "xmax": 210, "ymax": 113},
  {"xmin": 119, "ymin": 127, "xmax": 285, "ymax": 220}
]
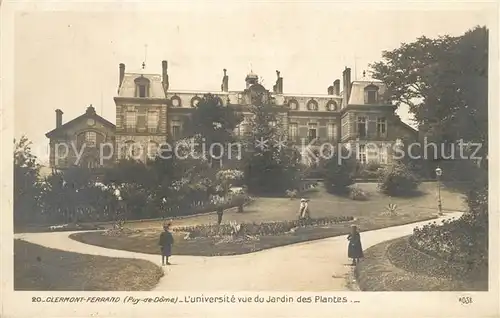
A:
[{"xmin": 15, "ymin": 212, "xmax": 462, "ymax": 291}]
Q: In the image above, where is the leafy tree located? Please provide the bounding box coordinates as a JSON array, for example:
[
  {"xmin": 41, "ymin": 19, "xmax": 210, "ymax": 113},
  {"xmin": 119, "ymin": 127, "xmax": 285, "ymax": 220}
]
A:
[
  {"xmin": 371, "ymin": 26, "xmax": 488, "ymax": 162},
  {"xmin": 322, "ymin": 146, "xmax": 356, "ymax": 194},
  {"xmin": 14, "ymin": 136, "xmax": 42, "ymax": 225},
  {"xmin": 242, "ymin": 89, "xmax": 301, "ymax": 195},
  {"xmin": 187, "ymin": 94, "xmax": 243, "ymax": 166}
]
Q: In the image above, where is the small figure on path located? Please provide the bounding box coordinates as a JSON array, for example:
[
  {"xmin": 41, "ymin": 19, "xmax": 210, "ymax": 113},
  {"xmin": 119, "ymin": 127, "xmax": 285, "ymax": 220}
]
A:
[
  {"xmin": 298, "ymin": 198, "xmax": 310, "ymax": 220},
  {"xmin": 159, "ymin": 222, "xmax": 174, "ymax": 266},
  {"xmin": 216, "ymin": 206, "xmax": 224, "ymax": 225},
  {"xmin": 347, "ymin": 225, "xmax": 363, "ymax": 265}
]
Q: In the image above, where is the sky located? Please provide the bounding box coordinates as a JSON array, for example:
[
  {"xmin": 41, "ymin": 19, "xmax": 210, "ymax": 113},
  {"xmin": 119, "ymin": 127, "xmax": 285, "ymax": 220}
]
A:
[{"xmin": 13, "ymin": 4, "xmax": 491, "ymax": 162}]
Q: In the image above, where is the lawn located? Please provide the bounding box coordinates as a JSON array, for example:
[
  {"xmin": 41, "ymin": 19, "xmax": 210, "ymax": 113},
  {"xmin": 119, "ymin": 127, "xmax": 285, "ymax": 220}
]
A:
[
  {"xmin": 355, "ymin": 236, "xmax": 488, "ymax": 291},
  {"xmin": 14, "ymin": 239, "xmax": 164, "ymax": 291},
  {"xmin": 70, "ymin": 182, "xmax": 466, "ymax": 256}
]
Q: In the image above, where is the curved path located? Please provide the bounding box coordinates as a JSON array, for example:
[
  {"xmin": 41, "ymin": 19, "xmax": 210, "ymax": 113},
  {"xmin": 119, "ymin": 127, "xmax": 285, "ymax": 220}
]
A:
[{"xmin": 14, "ymin": 212, "xmax": 462, "ymax": 291}]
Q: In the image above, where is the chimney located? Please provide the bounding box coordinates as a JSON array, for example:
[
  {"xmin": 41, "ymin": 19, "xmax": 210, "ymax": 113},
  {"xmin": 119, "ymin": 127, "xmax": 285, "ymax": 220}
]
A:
[
  {"xmin": 327, "ymin": 86, "xmax": 334, "ymax": 95},
  {"xmin": 342, "ymin": 67, "xmax": 351, "ymax": 107},
  {"xmin": 333, "ymin": 79, "xmax": 340, "ymax": 95},
  {"xmin": 221, "ymin": 68, "xmax": 229, "ymax": 92},
  {"xmin": 162, "ymin": 60, "xmax": 169, "ymax": 91},
  {"xmin": 275, "ymin": 70, "xmax": 283, "ymax": 94},
  {"xmin": 118, "ymin": 63, "xmax": 125, "ymax": 93},
  {"xmin": 55, "ymin": 109, "xmax": 63, "ymax": 128}
]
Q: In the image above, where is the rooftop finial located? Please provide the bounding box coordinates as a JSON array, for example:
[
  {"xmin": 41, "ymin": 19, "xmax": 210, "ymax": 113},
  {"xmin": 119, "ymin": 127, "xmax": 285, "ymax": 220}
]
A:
[
  {"xmin": 223, "ymin": 68, "xmax": 227, "ymax": 76},
  {"xmin": 142, "ymin": 44, "xmax": 148, "ymax": 70},
  {"xmin": 362, "ymin": 70, "xmax": 366, "ymax": 78},
  {"xmin": 276, "ymin": 70, "xmax": 280, "ymax": 78}
]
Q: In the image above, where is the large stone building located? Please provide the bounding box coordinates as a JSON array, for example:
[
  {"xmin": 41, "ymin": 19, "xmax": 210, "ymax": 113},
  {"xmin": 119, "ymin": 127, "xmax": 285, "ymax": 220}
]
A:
[
  {"xmin": 46, "ymin": 105, "xmax": 115, "ymax": 170},
  {"xmin": 47, "ymin": 60, "xmax": 417, "ymax": 170},
  {"xmin": 114, "ymin": 61, "xmax": 417, "ymax": 164}
]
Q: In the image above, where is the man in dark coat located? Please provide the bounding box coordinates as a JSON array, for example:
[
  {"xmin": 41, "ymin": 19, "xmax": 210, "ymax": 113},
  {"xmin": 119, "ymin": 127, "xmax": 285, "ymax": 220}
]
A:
[
  {"xmin": 216, "ymin": 206, "xmax": 224, "ymax": 225},
  {"xmin": 159, "ymin": 223, "xmax": 174, "ymax": 266},
  {"xmin": 347, "ymin": 224, "xmax": 364, "ymax": 265}
]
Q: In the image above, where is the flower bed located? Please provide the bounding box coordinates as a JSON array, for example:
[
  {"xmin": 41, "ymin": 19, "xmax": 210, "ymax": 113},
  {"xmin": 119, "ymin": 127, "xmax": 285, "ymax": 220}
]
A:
[
  {"xmin": 172, "ymin": 215, "xmax": 353, "ymax": 238},
  {"xmin": 409, "ymin": 216, "xmax": 487, "ymax": 270}
]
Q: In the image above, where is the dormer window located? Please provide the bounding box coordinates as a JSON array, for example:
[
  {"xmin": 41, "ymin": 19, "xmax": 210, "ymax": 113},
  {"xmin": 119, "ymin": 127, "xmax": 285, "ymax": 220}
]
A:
[
  {"xmin": 134, "ymin": 76, "xmax": 150, "ymax": 98},
  {"xmin": 364, "ymin": 84, "xmax": 379, "ymax": 104}
]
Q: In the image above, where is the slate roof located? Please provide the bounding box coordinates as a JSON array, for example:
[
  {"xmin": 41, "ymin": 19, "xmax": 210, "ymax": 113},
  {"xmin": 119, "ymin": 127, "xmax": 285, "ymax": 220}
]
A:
[
  {"xmin": 45, "ymin": 106, "xmax": 115, "ymax": 138},
  {"xmin": 117, "ymin": 73, "xmax": 166, "ymax": 98}
]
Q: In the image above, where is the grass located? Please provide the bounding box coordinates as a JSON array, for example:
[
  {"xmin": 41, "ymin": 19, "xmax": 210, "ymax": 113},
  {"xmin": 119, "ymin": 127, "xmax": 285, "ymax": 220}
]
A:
[
  {"xmin": 14, "ymin": 239, "xmax": 164, "ymax": 291},
  {"xmin": 104, "ymin": 182, "xmax": 466, "ymax": 230},
  {"xmin": 355, "ymin": 236, "xmax": 488, "ymax": 291},
  {"xmin": 70, "ymin": 182, "xmax": 464, "ymax": 256}
]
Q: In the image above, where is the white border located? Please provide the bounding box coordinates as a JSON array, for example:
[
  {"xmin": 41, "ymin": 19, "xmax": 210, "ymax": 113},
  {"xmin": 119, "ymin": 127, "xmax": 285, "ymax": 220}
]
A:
[{"xmin": 1, "ymin": 1, "xmax": 499, "ymax": 317}]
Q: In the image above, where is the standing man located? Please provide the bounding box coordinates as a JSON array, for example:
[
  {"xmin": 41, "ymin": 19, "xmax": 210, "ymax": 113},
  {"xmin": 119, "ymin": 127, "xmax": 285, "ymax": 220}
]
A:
[
  {"xmin": 159, "ymin": 222, "xmax": 174, "ymax": 266},
  {"xmin": 216, "ymin": 206, "xmax": 224, "ymax": 225}
]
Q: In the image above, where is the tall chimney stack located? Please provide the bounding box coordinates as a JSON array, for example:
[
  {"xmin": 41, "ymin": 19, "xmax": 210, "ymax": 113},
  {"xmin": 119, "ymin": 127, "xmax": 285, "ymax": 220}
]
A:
[
  {"xmin": 221, "ymin": 69, "xmax": 229, "ymax": 92},
  {"xmin": 162, "ymin": 60, "xmax": 169, "ymax": 91},
  {"xmin": 274, "ymin": 70, "xmax": 283, "ymax": 94},
  {"xmin": 333, "ymin": 79, "xmax": 340, "ymax": 96},
  {"xmin": 118, "ymin": 63, "xmax": 125, "ymax": 93},
  {"xmin": 342, "ymin": 68, "xmax": 351, "ymax": 107},
  {"xmin": 327, "ymin": 86, "xmax": 334, "ymax": 95},
  {"xmin": 55, "ymin": 109, "xmax": 63, "ymax": 128}
]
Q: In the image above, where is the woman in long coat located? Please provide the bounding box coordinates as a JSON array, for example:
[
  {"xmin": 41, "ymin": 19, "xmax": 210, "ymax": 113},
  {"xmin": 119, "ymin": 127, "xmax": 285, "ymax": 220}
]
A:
[
  {"xmin": 347, "ymin": 225, "xmax": 363, "ymax": 265},
  {"xmin": 159, "ymin": 223, "xmax": 174, "ymax": 266}
]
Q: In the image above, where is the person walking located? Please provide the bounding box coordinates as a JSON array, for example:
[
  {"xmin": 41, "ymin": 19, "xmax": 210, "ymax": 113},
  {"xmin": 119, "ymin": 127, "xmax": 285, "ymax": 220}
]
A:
[
  {"xmin": 159, "ymin": 222, "xmax": 174, "ymax": 266},
  {"xmin": 347, "ymin": 225, "xmax": 363, "ymax": 265},
  {"xmin": 216, "ymin": 206, "xmax": 224, "ymax": 225}
]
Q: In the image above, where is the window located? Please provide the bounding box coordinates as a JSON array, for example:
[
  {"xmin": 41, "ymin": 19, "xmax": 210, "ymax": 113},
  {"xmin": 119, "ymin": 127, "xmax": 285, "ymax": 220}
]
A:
[
  {"xmin": 358, "ymin": 144, "xmax": 367, "ymax": 164},
  {"xmin": 289, "ymin": 123, "xmax": 298, "ymax": 139},
  {"xmin": 357, "ymin": 117, "xmax": 367, "ymax": 137},
  {"xmin": 138, "ymin": 85, "xmax": 147, "ymax": 98},
  {"xmin": 308, "ymin": 123, "xmax": 317, "ymax": 142},
  {"xmin": 134, "ymin": 77, "xmax": 150, "ymax": 98},
  {"xmin": 126, "ymin": 111, "xmax": 137, "ymax": 129},
  {"xmin": 377, "ymin": 117, "xmax": 387, "ymax": 137},
  {"xmin": 327, "ymin": 123, "xmax": 337, "ymax": 140},
  {"xmin": 269, "ymin": 120, "xmax": 277, "ymax": 127},
  {"xmin": 147, "ymin": 111, "xmax": 159, "ymax": 132},
  {"xmin": 365, "ymin": 85, "xmax": 379, "ymax": 104},
  {"xmin": 85, "ymin": 131, "xmax": 97, "ymax": 147},
  {"xmin": 171, "ymin": 120, "xmax": 181, "ymax": 139}
]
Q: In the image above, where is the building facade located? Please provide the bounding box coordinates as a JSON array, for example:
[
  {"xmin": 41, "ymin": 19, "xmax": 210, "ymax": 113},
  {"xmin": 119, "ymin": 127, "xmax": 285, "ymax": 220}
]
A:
[
  {"xmin": 47, "ymin": 61, "xmax": 417, "ymax": 169},
  {"xmin": 114, "ymin": 61, "xmax": 417, "ymax": 164},
  {"xmin": 45, "ymin": 105, "xmax": 116, "ymax": 170}
]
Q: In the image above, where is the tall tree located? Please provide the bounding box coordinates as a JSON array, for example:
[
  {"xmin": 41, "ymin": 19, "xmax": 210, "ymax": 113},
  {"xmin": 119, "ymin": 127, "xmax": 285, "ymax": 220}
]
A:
[
  {"xmin": 371, "ymin": 26, "xmax": 488, "ymax": 161},
  {"xmin": 242, "ymin": 89, "xmax": 301, "ymax": 195},
  {"xmin": 14, "ymin": 136, "xmax": 42, "ymax": 225},
  {"xmin": 187, "ymin": 94, "xmax": 243, "ymax": 166}
]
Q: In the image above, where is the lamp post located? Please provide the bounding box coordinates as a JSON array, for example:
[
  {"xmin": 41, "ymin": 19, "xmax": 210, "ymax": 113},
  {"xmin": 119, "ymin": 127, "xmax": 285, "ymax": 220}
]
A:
[{"xmin": 435, "ymin": 167, "xmax": 443, "ymax": 215}]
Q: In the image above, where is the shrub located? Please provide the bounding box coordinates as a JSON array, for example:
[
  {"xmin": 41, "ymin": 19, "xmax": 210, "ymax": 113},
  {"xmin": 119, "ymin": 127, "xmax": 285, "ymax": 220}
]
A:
[
  {"xmin": 172, "ymin": 215, "xmax": 353, "ymax": 238},
  {"xmin": 384, "ymin": 203, "xmax": 398, "ymax": 216},
  {"xmin": 323, "ymin": 146, "xmax": 356, "ymax": 194},
  {"xmin": 378, "ymin": 163, "xmax": 420, "ymax": 196},
  {"xmin": 286, "ymin": 189, "xmax": 298, "ymax": 200},
  {"xmin": 349, "ymin": 186, "xmax": 369, "ymax": 201}
]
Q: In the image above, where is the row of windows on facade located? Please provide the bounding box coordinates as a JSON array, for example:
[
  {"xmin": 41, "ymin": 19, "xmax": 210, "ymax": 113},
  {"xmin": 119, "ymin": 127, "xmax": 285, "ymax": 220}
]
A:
[{"xmin": 133, "ymin": 84, "xmax": 379, "ymax": 106}]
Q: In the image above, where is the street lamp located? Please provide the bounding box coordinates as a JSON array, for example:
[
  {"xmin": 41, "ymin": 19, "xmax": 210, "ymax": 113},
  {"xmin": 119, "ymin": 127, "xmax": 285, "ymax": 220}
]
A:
[{"xmin": 435, "ymin": 167, "xmax": 443, "ymax": 215}]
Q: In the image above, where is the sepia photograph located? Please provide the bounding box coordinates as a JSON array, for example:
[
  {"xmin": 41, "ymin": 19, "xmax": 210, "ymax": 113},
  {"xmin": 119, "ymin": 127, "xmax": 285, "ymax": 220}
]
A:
[{"xmin": 1, "ymin": 1, "xmax": 498, "ymax": 317}]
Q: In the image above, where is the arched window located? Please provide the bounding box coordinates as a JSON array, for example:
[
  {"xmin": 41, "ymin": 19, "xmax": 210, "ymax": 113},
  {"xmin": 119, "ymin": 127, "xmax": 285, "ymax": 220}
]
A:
[
  {"xmin": 364, "ymin": 84, "xmax": 379, "ymax": 104},
  {"xmin": 134, "ymin": 76, "xmax": 151, "ymax": 98},
  {"xmin": 307, "ymin": 99, "xmax": 318, "ymax": 111},
  {"xmin": 85, "ymin": 131, "xmax": 97, "ymax": 148},
  {"xmin": 326, "ymin": 100, "xmax": 338, "ymax": 111}
]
